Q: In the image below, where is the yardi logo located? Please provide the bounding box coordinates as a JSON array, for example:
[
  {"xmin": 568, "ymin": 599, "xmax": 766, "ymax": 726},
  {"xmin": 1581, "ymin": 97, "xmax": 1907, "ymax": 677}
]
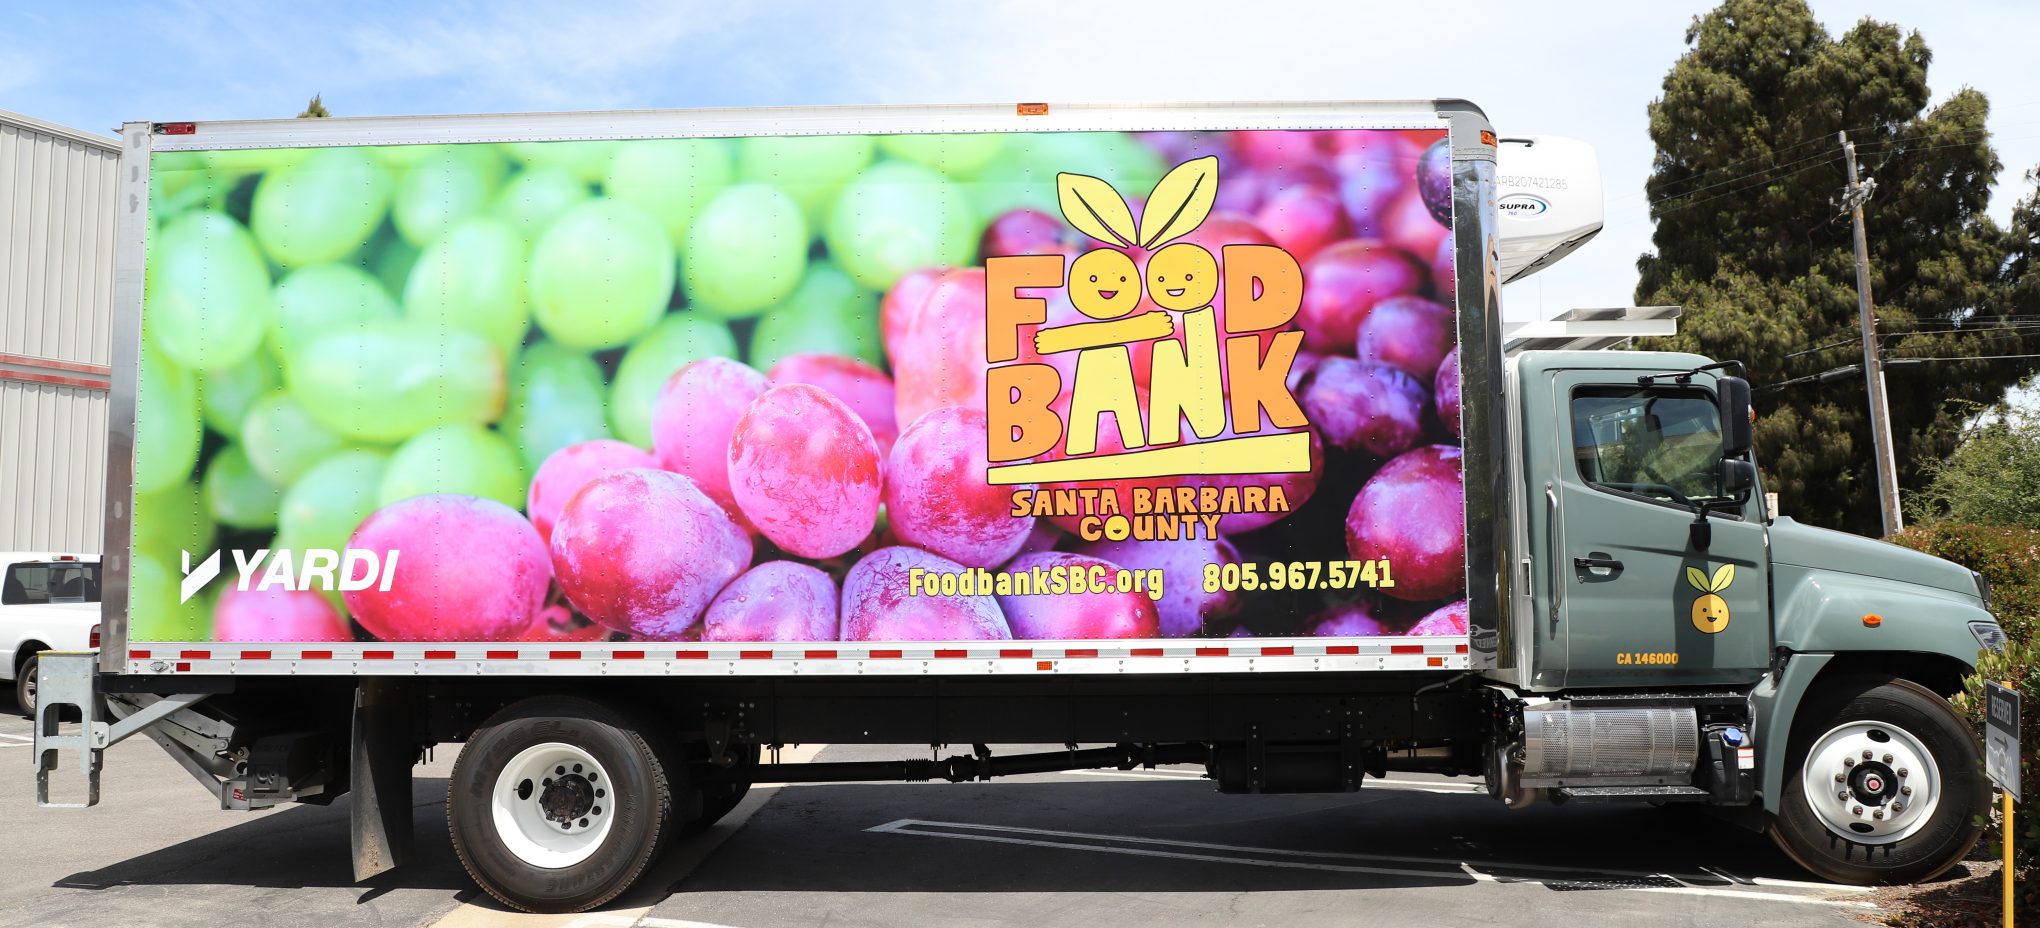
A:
[{"xmin": 178, "ymin": 548, "xmax": 400, "ymax": 604}]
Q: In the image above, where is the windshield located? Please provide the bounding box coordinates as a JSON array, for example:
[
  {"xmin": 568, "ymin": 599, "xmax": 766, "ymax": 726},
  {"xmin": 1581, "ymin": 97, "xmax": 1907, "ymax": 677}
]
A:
[{"xmin": 2, "ymin": 561, "xmax": 102, "ymax": 605}]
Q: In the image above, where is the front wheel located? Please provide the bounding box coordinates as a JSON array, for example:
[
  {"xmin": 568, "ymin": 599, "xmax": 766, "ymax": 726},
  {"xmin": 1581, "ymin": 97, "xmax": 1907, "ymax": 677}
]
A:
[
  {"xmin": 448, "ymin": 696, "xmax": 675, "ymax": 913},
  {"xmin": 1770, "ymin": 676, "xmax": 1986, "ymax": 885},
  {"xmin": 15, "ymin": 653, "xmax": 38, "ymax": 717}
]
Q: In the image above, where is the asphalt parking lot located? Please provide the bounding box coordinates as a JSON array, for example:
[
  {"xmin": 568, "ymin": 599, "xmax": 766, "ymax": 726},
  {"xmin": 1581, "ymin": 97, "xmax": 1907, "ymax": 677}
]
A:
[{"xmin": 0, "ymin": 705, "xmax": 1911, "ymax": 928}]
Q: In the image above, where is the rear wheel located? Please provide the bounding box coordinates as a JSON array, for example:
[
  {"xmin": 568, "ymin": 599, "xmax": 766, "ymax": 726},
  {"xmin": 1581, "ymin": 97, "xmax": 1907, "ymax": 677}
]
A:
[
  {"xmin": 448, "ymin": 696, "xmax": 674, "ymax": 913},
  {"xmin": 1770, "ymin": 676, "xmax": 1986, "ymax": 885}
]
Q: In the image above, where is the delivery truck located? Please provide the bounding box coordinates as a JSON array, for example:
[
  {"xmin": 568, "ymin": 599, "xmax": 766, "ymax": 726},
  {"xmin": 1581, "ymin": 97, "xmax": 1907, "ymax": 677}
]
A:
[{"xmin": 31, "ymin": 99, "xmax": 2009, "ymax": 914}]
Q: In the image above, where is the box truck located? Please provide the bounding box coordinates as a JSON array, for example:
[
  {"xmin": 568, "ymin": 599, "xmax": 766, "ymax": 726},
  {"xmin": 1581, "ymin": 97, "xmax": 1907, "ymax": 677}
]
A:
[{"xmin": 32, "ymin": 99, "xmax": 2008, "ymax": 913}]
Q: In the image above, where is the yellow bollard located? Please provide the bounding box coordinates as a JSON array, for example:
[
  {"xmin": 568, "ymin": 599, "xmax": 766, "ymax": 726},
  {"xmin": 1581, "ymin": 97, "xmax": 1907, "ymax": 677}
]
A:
[{"xmin": 2007, "ymin": 788, "xmax": 2016, "ymax": 928}]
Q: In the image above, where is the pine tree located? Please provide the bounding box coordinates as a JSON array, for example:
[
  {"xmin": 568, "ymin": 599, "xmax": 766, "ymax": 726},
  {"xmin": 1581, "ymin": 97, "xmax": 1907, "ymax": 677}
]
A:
[
  {"xmin": 1635, "ymin": 0, "xmax": 2034, "ymax": 534},
  {"xmin": 297, "ymin": 94, "xmax": 330, "ymax": 118}
]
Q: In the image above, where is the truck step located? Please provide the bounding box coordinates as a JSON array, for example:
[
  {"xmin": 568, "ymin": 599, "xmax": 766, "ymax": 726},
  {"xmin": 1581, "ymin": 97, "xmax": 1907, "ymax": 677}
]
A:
[{"xmin": 1555, "ymin": 785, "xmax": 1710, "ymax": 802}]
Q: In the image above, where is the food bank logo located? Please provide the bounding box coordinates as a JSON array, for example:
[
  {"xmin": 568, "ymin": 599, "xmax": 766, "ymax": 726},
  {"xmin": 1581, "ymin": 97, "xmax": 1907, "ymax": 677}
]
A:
[
  {"xmin": 982, "ymin": 156, "xmax": 1311, "ymax": 485},
  {"xmin": 178, "ymin": 548, "xmax": 399, "ymax": 603}
]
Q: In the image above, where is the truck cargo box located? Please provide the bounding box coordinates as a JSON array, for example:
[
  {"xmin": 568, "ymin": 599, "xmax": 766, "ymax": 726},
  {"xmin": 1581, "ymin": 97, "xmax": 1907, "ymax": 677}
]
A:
[{"xmin": 104, "ymin": 102, "xmax": 1498, "ymax": 679}]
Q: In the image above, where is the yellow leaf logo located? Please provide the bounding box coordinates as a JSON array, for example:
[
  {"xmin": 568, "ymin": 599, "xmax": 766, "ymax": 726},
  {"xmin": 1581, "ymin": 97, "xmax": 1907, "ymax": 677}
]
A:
[
  {"xmin": 1056, "ymin": 172, "xmax": 1139, "ymax": 248},
  {"xmin": 1688, "ymin": 562, "xmax": 1733, "ymax": 633},
  {"xmin": 1137, "ymin": 156, "xmax": 1219, "ymax": 249}
]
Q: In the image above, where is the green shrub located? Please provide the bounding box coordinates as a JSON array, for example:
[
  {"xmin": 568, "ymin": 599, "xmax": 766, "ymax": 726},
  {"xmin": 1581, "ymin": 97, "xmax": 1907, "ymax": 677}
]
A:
[{"xmin": 1896, "ymin": 522, "xmax": 2037, "ymax": 887}]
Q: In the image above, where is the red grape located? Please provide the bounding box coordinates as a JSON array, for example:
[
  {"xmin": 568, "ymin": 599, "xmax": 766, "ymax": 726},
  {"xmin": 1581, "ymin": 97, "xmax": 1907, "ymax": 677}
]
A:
[
  {"xmin": 886, "ymin": 406, "xmax": 1035, "ymax": 568},
  {"xmin": 1333, "ymin": 135, "xmax": 1418, "ymax": 235},
  {"xmin": 997, "ymin": 552, "xmax": 1159, "ymax": 640},
  {"xmin": 1409, "ymin": 599, "xmax": 1469, "ymax": 636},
  {"xmin": 550, "ymin": 468, "xmax": 752, "ymax": 639},
  {"xmin": 1431, "ymin": 234, "xmax": 1456, "ymax": 304},
  {"xmin": 1435, "ymin": 345, "xmax": 1462, "ymax": 438},
  {"xmin": 702, "ymin": 561, "xmax": 839, "ymax": 642},
  {"xmin": 980, "ymin": 208, "xmax": 1066, "ymax": 259},
  {"xmin": 1309, "ymin": 601, "xmax": 1392, "ymax": 637},
  {"xmin": 214, "ymin": 586, "xmax": 353, "ymax": 642},
  {"xmin": 729, "ymin": 384, "xmax": 882, "ymax": 559},
  {"xmin": 1298, "ymin": 240, "xmax": 1427, "ymax": 354},
  {"xmin": 1416, "ymin": 139, "xmax": 1453, "ymax": 227},
  {"xmin": 1345, "ymin": 445, "xmax": 1465, "ymax": 602},
  {"xmin": 345, "ymin": 494, "xmax": 550, "ymax": 640},
  {"xmin": 1382, "ymin": 188, "xmax": 1450, "ymax": 266},
  {"xmin": 527, "ymin": 439, "xmax": 657, "ymax": 545},
  {"xmin": 1301, "ymin": 357, "xmax": 1428, "ymax": 459},
  {"xmin": 880, "ymin": 266, "xmax": 944, "ymax": 370},
  {"xmin": 1354, "ymin": 295, "xmax": 1455, "ymax": 382},
  {"xmin": 651, "ymin": 357, "xmax": 767, "ymax": 517},
  {"xmin": 841, "ymin": 546, "xmax": 1011, "ymax": 641},
  {"xmin": 893, "ymin": 267, "xmax": 989, "ymax": 428},
  {"xmin": 1073, "ymin": 536, "xmax": 1240, "ymax": 637},
  {"xmin": 767, "ymin": 353, "xmax": 899, "ymax": 457},
  {"xmin": 1255, "ymin": 184, "xmax": 1348, "ymax": 264}
]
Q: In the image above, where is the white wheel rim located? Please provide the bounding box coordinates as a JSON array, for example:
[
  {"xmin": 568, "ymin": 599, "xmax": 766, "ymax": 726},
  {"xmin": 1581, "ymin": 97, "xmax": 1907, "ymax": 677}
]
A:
[
  {"xmin": 1799, "ymin": 720, "xmax": 1941, "ymax": 846},
  {"xmin": 490, "ymin": 742, "xmax": 617, "ymax": 868}
]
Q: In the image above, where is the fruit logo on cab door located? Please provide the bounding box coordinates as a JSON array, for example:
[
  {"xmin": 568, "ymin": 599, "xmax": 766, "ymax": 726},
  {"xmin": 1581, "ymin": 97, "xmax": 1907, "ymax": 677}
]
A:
[{"xmin": 1687, "ymin": 564, "xmax": 1734, "ymax": 633}]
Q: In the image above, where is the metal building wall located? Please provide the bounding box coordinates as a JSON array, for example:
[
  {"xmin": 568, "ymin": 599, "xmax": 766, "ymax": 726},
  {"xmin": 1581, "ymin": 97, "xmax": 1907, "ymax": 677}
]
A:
[{"xmin": 0, "ymin": 109, "xmax": 118, "ymax": 554}]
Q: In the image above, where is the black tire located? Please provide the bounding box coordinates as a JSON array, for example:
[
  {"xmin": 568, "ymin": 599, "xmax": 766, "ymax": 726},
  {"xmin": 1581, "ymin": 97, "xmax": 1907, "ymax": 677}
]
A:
[
  {"xmin": 687, "ymin": 742, "xmax": 759, "ymax": 834},
  {"xmin": 1770, "ymin": 675, "xmax": 1987, "ymax": 885},
  {"xmin": 15, "ymin": 652, "xmax": 37, "ymax": 717},
  {"xmin": 448, "ymin": 696, "xmax": 674, "ymax": 913}
]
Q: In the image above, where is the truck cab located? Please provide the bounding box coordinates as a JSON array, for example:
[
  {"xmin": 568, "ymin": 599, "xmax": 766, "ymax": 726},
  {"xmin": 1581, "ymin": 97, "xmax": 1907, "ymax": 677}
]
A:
[{"xmin": 1491, "ymin": 350, "xmax": 2002, "ymax": 883}]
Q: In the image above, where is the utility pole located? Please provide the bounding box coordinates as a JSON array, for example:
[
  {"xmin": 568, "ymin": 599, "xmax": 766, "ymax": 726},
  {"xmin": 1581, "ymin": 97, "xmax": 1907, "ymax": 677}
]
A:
[{"xmin": 1840, "ymin": 131, "xmax": 1903, "ymax": 535}]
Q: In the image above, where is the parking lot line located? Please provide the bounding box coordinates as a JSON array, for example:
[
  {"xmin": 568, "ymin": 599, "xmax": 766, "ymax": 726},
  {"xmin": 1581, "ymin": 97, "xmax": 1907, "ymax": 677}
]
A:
[{"xmin": 865, "ymin": 818, "xmax": 1875, "ymax": 909}]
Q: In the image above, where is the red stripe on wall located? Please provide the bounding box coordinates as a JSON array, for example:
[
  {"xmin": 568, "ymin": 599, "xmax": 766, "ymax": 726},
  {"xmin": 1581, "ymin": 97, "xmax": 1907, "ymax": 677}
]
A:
[
  {"xmin": 0, "ymin": 352, "xmax": 113, "ymax": 376},
  {"xmin": 0, "ymin": 369, "xmax": 110, "ymax": 390}
]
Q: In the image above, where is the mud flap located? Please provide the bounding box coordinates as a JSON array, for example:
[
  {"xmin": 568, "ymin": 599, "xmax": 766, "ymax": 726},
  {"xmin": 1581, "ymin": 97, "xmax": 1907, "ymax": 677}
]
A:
[{"xmin": 350, "ymin": 679, "xmax": 419, "ymax": 881}]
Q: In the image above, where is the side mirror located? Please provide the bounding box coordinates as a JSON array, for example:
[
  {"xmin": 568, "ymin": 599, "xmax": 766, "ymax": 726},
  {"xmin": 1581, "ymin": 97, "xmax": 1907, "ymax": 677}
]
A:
[
  {"xmin": 1719, "ymin": 458, "xmax": 1756, "ymax": 497},
  {"xmin": 1717, "ymin": 376, "xmax": 1753, "ymax": 458}
]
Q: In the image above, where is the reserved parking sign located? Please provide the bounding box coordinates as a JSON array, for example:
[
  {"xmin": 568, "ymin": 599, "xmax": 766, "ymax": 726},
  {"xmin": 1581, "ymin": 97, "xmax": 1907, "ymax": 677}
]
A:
[{"xmin": 1985, "ymin": 682, "xmax": 2021, "ymax": 803}]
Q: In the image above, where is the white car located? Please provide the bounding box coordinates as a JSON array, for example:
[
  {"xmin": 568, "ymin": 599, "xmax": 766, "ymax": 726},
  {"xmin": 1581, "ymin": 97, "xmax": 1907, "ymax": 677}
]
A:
[{"xmin": 0, "ymin": 553, "xmax": 101, "ymax": 715}]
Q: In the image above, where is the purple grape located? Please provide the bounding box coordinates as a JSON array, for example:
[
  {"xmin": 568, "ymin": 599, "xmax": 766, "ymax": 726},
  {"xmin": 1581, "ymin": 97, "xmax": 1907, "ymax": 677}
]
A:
[
  {"xmin": 1301, "ymin": 357, "xmax": 1428, "ymax": 459},
  {"xmin": 702, "ymin": 561, "xmax": 838, "ymax": 642}
]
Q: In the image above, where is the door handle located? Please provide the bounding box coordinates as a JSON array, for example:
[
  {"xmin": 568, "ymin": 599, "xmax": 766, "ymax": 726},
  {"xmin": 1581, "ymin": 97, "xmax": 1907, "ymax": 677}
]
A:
[
  {"xmin": 1545, "ymin": 483, "xmax": 1562, "ymax": 634},
  {"xmin": 1574, "ymin": 555, "xmax": 1624, "ymax": 571}
]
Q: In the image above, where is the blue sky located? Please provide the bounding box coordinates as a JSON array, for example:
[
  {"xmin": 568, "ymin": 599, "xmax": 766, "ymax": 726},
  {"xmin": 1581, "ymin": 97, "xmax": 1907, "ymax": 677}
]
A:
[{"xmin": 6, "ymin": 0, "xmax": 2039, "ymax": 323}]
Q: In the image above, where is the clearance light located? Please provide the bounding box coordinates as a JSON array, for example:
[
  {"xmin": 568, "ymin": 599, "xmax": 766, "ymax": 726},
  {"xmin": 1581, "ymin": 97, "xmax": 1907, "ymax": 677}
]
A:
[{"xmin": 1862, "ymin": 614, "xmax": 1883, "ymax": 628}]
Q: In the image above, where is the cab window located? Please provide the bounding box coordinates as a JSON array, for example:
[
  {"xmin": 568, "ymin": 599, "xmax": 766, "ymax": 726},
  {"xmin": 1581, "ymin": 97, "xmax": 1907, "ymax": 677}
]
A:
[
  {"xmin": 2, "ymin": 562, "xmax": 101, "ymax": 605},
  {"xmin": 1570, "ymin": 387, "xmax": 1727, "ymax": 506}
]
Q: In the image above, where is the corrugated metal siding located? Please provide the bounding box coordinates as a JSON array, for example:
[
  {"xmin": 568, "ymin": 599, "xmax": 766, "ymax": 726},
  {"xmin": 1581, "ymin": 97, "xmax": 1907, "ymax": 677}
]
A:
[
  {"xmin": 0, "ymin": 380, "xmax": 108, "ymax": 550},
  {"xmin": 0, "ymin": 111, "xmax": 119, "ymax": 553}
]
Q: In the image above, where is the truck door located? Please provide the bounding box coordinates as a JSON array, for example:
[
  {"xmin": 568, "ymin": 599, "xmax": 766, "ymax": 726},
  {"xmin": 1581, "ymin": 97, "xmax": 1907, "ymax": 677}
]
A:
[{"xmin": 1548, "ymin": 372, "xmax": 1771, "ymax": 687}]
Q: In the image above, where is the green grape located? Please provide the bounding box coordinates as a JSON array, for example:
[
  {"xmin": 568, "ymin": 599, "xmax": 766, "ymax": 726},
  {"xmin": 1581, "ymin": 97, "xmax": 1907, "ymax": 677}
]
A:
[
  {"xmin": 249, "ymin": 148, "xmax": 392, "ymax": 267},
  {"xmin": 200, "ymin": 349, "xmax": 281, "ymax": 439},
  {"xmin": 966, "ymin": 136, "xmax": 1061, "ymax": 218},
  {"xmin": 502, "ymin": 340, "xmax": 611, "ymax": 471},
  {"xmin": 825, "ymin": 161, "xmax": 974, "ymax": 290},
  {"xmin": 278, "ymin": 449, "xmax": 388, "ymax": 552},
  {"xmin": 682, "ymin": 183, "xmax": 807, "ymax": 318},
  {"xmin": 148, "ymin": 211, "xmax": 275, "ymax": 371},
  {"xmin": 509, "ymin": 140, "xmax": 617, "ymax": 183},
  {"xmin": 201, "ymin": 147, "xmax": 310, "ymax": 178},
  {"xmin": 128, "ymin": 553, "xmax": 211, "ymax": 642},
  {"xmin": 403, "ymin": 217, "xmax": 530, "ymax": 356},
  {"xmin": 493, "ymin": 166, "xmax": 590, "ymax": 243},
  {"xmin": 288, "ymin": 320, "xmax": 504, "ymax": 443},
  {"xmin": 132, "ymin": 481, "xmax": 215, "ymax": 565},
  {"xmin": 272, "ymin": 263, "xmax": 400, "ymax": 363},
  {"xmin": 135, "ymin": 349, "xmax": 201, "ymax": 494},
  {"xmin": 368, "ymin": 144, "xmax": 441, "ymax": 172},
  {"xmin": 150, "ymin": 152, "xmax": 222, "ymax": 218},
  {"xmin": 747, "ymin": 263, "xmax": 883, "ymax": 370},
  {"xmin": 377, "ymin": 424, "xmax": 527, "ymax": 508},
  {"xmin": 202, "ymin": 444, "xmax": 283, "ymax": 530},
  {"xmin": 603, "ymin": 138, "xmax": 732, "ymax": 247},
  {"xmin": 528, "ymin": 199, "xmax": 674, "ymax": 350},
  {"xmin": 241, "ymin": 391, "xmax": 347, "ymax": 486},
  {"xmin": 878, "ymin": 133, "xmax": 1007, "ymax": 177},
  {"xmin": 608, "ymin": 313, "xmax": 737, "ymax": 447},
  {"xmin": 393, "ymin": 145, "xmax": 508, "ymax": 246},
  {"xmin": 738, "ymin": 134, "xmax": 873, "ymax": 228}
]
